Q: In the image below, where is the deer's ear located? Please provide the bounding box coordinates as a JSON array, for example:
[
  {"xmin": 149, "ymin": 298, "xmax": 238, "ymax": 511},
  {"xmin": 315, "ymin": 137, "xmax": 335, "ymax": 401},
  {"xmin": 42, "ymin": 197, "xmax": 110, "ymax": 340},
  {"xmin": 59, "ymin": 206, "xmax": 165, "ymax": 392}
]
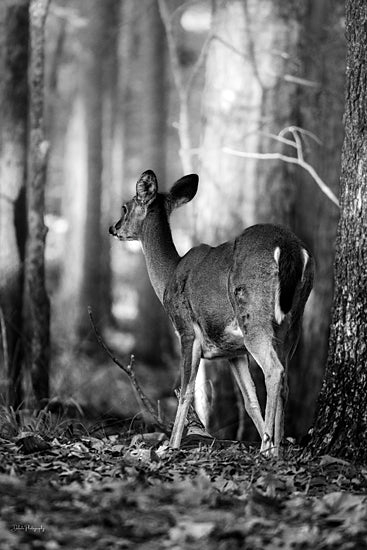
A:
[
  {"xmin": 136, "ymin": 170, "xmax": 158, "ymax": 204},
  {"xmin": 168, "ymin": 174, "xmax": 199, "ymax": 211}
]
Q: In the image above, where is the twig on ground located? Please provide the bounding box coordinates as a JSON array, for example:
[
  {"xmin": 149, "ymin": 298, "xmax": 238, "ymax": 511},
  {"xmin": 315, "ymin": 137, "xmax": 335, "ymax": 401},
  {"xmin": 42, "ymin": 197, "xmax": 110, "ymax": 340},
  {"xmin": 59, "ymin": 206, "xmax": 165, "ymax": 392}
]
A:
[{"xmin": 88, "ymin": 307, "xmax": 172, "ymax": 435}]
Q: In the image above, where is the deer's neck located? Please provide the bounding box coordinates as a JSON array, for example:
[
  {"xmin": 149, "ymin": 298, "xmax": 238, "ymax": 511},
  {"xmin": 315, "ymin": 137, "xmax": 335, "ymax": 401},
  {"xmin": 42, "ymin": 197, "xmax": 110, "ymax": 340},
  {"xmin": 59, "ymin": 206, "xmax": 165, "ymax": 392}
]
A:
[{"xmin": 140, "ymin": 206, "xmax": 180, "ymax": 303}]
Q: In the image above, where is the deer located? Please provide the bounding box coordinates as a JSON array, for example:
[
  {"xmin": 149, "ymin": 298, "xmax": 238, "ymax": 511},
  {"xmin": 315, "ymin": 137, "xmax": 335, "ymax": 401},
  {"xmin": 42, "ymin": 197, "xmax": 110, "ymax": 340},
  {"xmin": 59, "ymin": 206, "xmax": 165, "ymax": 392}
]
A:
[{"xmin": 109, "ymin": 170, "xmax": 314, "ymax": 456}]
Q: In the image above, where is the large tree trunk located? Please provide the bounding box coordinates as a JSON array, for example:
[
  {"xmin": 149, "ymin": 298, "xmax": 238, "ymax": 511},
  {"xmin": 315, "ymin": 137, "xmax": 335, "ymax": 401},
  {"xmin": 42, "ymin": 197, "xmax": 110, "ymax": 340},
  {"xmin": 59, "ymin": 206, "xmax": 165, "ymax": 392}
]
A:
[
  {"xmin": 0, "ymin": 0, "xmax": 29, "ymax": 407},
  {"xmin": 288, "ymin": 0, "xmax": 344, "ymax": 440},
  {"xmin": 197, "ymin": 0, "xmax": 302, "ymax": 441},
  {"xmin": 308, "ymin": 0, "xmax": 367, "ymax": 462},
  {"xmin": 23, "ymin": 0, "xmax": 51, "ymax": 406}
]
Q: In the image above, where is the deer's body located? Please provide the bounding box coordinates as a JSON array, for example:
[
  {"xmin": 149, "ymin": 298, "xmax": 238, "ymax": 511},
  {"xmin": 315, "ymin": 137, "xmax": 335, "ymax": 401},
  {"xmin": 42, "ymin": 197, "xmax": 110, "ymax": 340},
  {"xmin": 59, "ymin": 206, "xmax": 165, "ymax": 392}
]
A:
[{"xmin": 110, "ymin": 171, "xmax": 314, "ymax": 455}]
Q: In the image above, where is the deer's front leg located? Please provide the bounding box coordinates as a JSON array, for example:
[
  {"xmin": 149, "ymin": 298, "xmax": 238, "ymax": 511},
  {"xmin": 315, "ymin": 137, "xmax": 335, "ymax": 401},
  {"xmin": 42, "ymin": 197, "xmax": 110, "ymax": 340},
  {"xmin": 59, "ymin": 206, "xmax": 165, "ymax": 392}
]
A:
[{"xmin": 170, "ymin": 335, "xmax": 201, "ymax": 449}]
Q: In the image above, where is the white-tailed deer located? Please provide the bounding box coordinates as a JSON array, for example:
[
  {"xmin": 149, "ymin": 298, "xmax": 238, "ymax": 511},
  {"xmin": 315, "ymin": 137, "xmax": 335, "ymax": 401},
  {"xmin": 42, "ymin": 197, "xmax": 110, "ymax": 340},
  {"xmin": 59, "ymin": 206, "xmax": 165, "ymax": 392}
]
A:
[{"xmin": 110, "ymin": 170, "xmax": 314, "ymax": 455}]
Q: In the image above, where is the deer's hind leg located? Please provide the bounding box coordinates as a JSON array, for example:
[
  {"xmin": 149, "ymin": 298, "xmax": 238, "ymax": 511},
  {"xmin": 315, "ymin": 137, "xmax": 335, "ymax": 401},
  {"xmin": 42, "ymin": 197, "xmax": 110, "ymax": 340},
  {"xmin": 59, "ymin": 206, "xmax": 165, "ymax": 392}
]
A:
[
  {"xmin": 229, "ymin": 355, "xmax": 265, "ymax": 441},
  {"xmin": 234, "ymin": 285, "xmax": 284, "ymax": 456},
  {"xmin": 245, "ymin": 339, "xmax": 284, "ymax": 455}
]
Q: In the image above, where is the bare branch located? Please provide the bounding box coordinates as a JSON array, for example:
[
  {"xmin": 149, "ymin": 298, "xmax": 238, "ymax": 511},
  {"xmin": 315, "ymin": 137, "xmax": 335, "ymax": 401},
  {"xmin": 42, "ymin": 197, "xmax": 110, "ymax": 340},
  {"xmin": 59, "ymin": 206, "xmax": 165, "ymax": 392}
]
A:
[
  {"xmin": 279, "ymin": 126, "xmax": 323, "ymax": 145},
  {"xmin": 259, "ymin": 131, "xmax": 297, "ymax": 149},
  {"xmin": 88, "ymin": 307, "xmax": 172, "ymax": 434},
  {"xmin": 283, "ymin": 74, "xmax": 321, "ymax": 88},
  {"xmin": 211, "ymin": 34, "xmax": 248, "ymax": 60},
  {"xmin": 223, "ymin": 146, "xmax": 340, "ymax": 207},
  {"xmin": 185, "ymin": 31, "xmax": 213, "ymax": 95},
  {"xmin": 290, "ymin": 128, "xmax": 304, "ymax": 162},
  {"xmin": 222, "ymin": 125, "xmax": 338, "ymax": 207}
]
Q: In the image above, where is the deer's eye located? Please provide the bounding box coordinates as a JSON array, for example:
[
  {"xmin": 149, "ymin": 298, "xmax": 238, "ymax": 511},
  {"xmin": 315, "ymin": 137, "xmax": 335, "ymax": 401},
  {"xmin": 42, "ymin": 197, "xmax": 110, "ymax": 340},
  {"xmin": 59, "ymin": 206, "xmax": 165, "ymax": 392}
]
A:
[{"xmin": 122, "ymin": 205, "xmax": 127, "ymax": 216}]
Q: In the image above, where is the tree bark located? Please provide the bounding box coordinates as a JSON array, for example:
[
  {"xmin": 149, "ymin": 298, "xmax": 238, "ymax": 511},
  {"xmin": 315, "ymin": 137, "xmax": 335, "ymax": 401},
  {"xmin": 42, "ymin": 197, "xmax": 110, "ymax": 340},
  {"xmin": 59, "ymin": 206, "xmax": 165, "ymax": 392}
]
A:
[
  {"xmin": 23, "ymin": 0, "xmax": 50, "ymax": 406},
  {"xmin": 0, "ymin": 0, "xmax": 29, "ymax": 407},
  {"xmin": 288, "ymin": 0, "xmax": 344, "ymax": 439},
  {"xmin": 308, "ymin": 0, "xmax": 367, "ymax": 462}
]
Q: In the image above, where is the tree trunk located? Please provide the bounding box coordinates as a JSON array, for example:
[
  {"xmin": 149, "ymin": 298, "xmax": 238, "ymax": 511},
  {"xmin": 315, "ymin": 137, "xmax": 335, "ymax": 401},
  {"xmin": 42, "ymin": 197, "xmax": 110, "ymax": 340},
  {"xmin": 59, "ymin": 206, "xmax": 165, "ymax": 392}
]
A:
[
  {"xmin": 77, "ymin": 0, "xmax": 106, "ymax": 343},
  {"xmin": 197, "ymin": 0, "xmax": 302, "ymax": 441},
  {"xmin": 23, "ymin": 0, "xmax": 50, "ymax": 406},
  {"xmin": 196, "ymin": 0, "xmax": 249, "ymax": 438},
  {"xmin": 101, "ymin": 0, "xmax": 121, "ymax": 329},
  {"xmin": 288, "ymin": 0, "xmax": 344, "ymax": 440},
  {"xmin": 133, "ymin": 0, "xmax": 175, "ymax": 367},
  {"xmin": 308, "ymin": 0, "xmax": 367, "ymax": 462},
  {"xmin": 0, "ymin": 0, "xmax": 29, "ymax": 407},
  {"xmin": 58, "ymin": 1, "xmax": 115, "ymax": 347}
]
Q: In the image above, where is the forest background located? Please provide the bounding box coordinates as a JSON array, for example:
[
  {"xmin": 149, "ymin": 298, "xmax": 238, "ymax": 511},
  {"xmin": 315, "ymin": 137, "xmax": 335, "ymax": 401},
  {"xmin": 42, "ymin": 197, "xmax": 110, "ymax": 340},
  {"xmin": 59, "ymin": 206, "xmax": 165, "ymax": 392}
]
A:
[{"xmin": 0, "ymin": 0, "xmax": 345, "ymax": 445}]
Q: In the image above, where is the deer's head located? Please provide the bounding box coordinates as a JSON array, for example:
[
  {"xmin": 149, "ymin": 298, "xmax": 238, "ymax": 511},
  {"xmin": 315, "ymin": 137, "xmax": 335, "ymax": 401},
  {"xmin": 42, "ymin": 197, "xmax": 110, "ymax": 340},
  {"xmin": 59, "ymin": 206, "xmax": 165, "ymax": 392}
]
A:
[{"xmin": 109, "ymin": 170, "xmax": 198, "ymax": 241}]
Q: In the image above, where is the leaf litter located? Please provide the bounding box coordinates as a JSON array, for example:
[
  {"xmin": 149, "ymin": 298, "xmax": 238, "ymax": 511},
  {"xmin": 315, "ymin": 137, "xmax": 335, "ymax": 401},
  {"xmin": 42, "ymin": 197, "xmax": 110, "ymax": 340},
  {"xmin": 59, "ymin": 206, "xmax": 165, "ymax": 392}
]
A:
[{"xmin": 0, "ymin": 430, "xmax": 367, "ymax": 549}]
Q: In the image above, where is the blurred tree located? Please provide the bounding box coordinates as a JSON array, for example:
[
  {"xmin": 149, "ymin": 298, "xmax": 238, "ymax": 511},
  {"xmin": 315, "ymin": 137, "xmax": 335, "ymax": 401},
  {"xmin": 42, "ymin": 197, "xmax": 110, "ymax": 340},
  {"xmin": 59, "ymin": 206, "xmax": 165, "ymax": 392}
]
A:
[
  {"xmin": 288, "ymin": 0, "xmax": 344, "ymax": 439},
  {"xmin": 308, "ymin": 0, "xmax": 367, "ymax": 462},
  {"xmin": 100, "ymin": 0, "xmax": 121, "ymax": 328},
  {"xmin": 0, "ymin": 0, "xmax": 29, "ymax": 407},
  {"xmin": 196, "ymin": 0, "xmax": 249, "ymax": 440},
  {"xmin": 59, "ymin": 0, "xmax": 118, "ymax": 348},
  {"xmin": 78, "ymin": 0, "xmax": 109, "ymax": 342},
  {"xmin": 197, "ymin": 0, "xmax": 303, "ymax": 440},
  {"xmin": 23, "ymin": 0, "xmax": 51, "ymax": 406},
  {"xmin": 130, "ymin": 0, "xmax": 176, "ymax": 367},
  {"xmin": 158, "ymin": 0, "xmax": 196, "ymax": 176}
]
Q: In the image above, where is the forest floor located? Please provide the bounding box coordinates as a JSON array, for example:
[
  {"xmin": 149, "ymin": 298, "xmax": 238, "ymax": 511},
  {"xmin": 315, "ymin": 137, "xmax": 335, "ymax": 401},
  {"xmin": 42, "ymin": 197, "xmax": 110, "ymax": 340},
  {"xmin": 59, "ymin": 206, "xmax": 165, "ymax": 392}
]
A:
[{"xmin": 1, "ymin": 418, "xmax": 367, "ymax": 550}]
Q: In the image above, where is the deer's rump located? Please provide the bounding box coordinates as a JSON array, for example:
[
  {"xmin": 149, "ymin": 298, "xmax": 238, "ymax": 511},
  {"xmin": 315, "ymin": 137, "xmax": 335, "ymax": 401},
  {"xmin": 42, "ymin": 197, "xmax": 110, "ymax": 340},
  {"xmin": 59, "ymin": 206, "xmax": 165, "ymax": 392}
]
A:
[{"xmin": 164, "ymin": 224, "xmax": 308, "ymax": 359}]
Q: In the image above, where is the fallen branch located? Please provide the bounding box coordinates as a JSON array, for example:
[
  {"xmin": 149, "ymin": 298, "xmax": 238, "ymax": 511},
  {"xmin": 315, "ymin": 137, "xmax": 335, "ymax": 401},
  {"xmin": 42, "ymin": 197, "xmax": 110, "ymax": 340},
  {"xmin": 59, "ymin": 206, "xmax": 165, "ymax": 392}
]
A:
[{"xmin": 88, "ymin": 307, "xmax": 172, "ymax": 435}]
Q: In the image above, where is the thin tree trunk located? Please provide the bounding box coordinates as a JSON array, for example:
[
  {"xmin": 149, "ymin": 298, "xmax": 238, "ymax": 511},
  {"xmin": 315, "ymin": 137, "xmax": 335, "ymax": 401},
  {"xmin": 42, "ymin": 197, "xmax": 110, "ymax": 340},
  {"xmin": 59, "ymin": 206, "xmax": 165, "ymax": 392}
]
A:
[
  {"xmin": 23, "ymin": 0, "xmax": 50, "ymax": 406},
  {"xmin": 58, "ymin": 94, "xmax": 87, "ymax": 339},
  {"xmin": 101, "ymin": 0, "xmax": 121, "ymax": 328},
  {"xmin": 308, "ymin": 0, "xmax": 367, "ymax": 462},
  {"xmin": 78, "ymin": 0, "xmax": 105, "ymax": 342},
  {"xmin": 0, "ymin": 0, "xmax": 29, "ymax": 407},
  {"xmin": 134, "ymin": 0, "xmax": 175, "ymax": 367}
]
